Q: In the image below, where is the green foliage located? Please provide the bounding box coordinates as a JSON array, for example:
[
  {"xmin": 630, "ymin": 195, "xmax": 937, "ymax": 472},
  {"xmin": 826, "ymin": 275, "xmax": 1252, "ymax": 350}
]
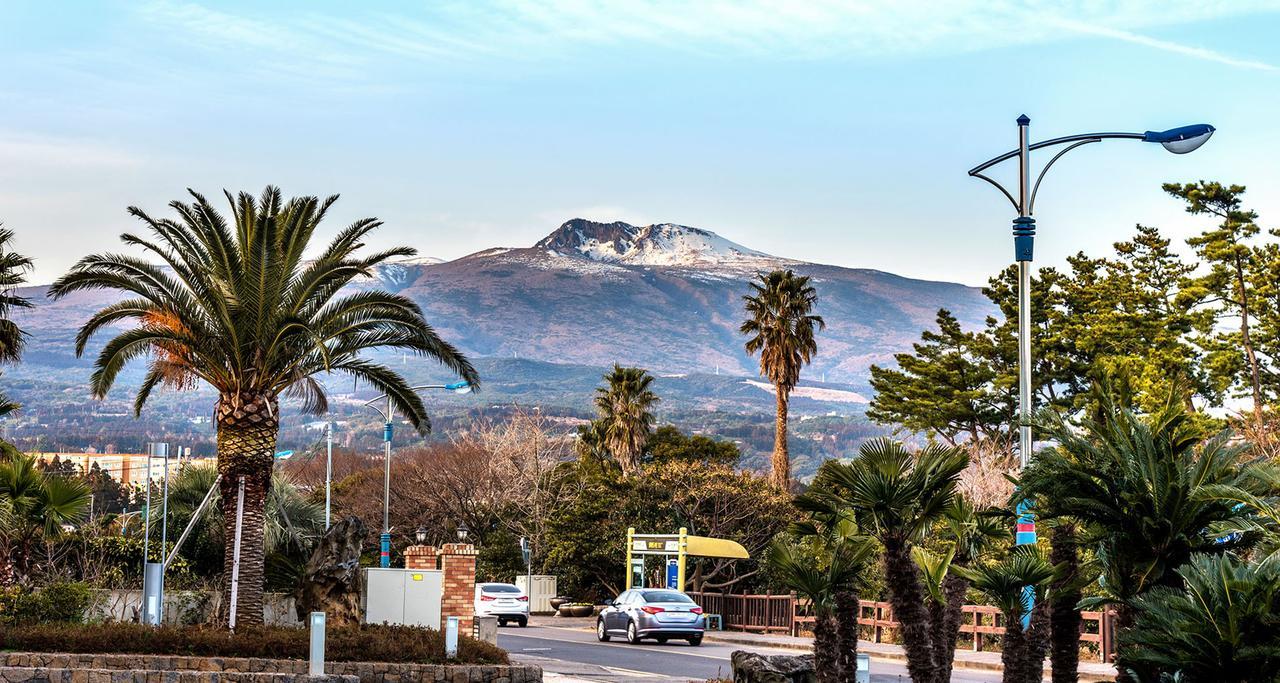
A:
[
  {"xmin": 645, "ymin": 425, "xmax": 739, "ymax": 467},
  {"xmin": 0, "ymin": 581, "xmax": 92, "ymax": 625},
  {"xmin": 0, "ymin": 622, "xmax": 507, "ymax": 664},
  {"xmin": 0, "ymin": 451, "xmax": 91, "ymax": 578},
  {"xmin": 741, "ymin": 269, "xmax": 824, "ymax": 394},
  {"xmin": 1123, "ymin": 553, "xmax": 1280, "ymax": 683},
  {"xmin": 953, "ymin": 545, "xmax": 1057, "ymax": 621},
  {"xmin": 1019, "ymin": 385, "xmax": 1267, "ymax": 608},
  {"xmin": 476, "ymin": 527, "xmax": 527, "ymax": 583}
]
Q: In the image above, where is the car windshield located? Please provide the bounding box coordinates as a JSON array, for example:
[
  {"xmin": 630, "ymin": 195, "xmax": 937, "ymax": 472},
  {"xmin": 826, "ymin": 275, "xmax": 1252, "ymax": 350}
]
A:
[
  {"xmin": 482, "ymin": 584, "xmax": 521, "ymax": 593},
  {"xmin": 641, "ymin": 590, "xmax": 692, "ymax": 603}
]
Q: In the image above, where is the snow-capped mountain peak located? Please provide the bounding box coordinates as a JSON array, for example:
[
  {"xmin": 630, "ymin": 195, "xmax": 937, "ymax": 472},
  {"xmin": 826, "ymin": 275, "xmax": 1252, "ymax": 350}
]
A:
[{"xmin": 534, "ymin": 218, "xmax": 770, "ymax": 267}]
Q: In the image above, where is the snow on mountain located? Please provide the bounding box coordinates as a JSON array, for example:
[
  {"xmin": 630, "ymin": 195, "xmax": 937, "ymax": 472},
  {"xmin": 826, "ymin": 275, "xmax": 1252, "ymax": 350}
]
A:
[{"xmin": 534, "ymin": 218, "xmax": 772, "ymax": 268}]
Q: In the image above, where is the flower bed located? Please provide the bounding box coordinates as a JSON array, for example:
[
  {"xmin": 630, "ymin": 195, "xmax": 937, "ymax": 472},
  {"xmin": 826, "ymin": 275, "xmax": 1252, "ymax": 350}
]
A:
[{"xmin": 0, "ymin": 622, "xmax": 507, "ymax": 666}]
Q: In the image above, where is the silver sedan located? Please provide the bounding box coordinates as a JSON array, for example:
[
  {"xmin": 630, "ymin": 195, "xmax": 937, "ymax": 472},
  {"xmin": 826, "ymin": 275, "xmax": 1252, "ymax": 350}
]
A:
[{"xmin": 596, "ymin": 589, "xmax": 705, "ymax": 645}]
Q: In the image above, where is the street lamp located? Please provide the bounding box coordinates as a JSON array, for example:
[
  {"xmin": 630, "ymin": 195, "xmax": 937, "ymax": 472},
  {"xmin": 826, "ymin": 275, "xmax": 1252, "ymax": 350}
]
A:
[
  {"xmin": 364, "ymin": 381, "xmax": 474, "ymax": 567},
  {"xmin": 456, "ymin": 523, "xmax": 469, "ymax": 543},
  {"xmin": 416, "ymin": 526, "xmax": 428, "ymax": 544},
  {"xmin": 968, "ymin": 115, "xmax": 1213, "ymax": 619}
]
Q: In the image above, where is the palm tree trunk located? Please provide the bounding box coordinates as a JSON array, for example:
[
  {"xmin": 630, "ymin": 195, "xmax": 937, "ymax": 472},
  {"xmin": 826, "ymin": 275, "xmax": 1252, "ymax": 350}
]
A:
[
  {"xmin": 833, "ymin": 587, "xmax": 860, "ymax": 682},
  {"xmin": 1049, "ymin": 524, "xmax": 1081, "ymax": 683},
  {"xmin": 772, "ymin": 386, "xmax": 790, "ymax": 489},
  {"xmin": 936, "ymin": 574, "xmax": 968, "ymax": 681},
  {"xmin": 1111, "ymin": 603, "xmax": 1139, "ymax": 683},
  {"xmin": 215, "ymin": 393, "xmax": 278, "ymax": 628},
  {"xmin": 882, "ymin": 538, "xmax": 941, "ymax": 683},
  {"xmin": 813, "ymin": 612, "xmax": 840, "ymax": 683},
  {"xmin": 1001, "ymin": 619, "xmax": 1026, "ymax": 683},
  {"xmin": 1023, "ymin": 600, "xmax": 1052, "ymax": 683}
]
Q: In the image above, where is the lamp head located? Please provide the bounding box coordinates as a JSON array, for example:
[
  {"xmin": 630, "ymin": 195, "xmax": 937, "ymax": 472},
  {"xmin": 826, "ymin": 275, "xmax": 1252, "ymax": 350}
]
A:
[
  {"xmin": 445, "ymin": 381, "xmax": 472, "ymax": 395},
  {"xmin": 415, "ymin": 526, "xmax": 428, "ymax": 544},
  {"xmin": 456, "ymin": 523, "xmax": 469, "ymax": 542},
  {"xmin": 1144, "ymin": 124, "xmax": 1214, "ymax": 154}
]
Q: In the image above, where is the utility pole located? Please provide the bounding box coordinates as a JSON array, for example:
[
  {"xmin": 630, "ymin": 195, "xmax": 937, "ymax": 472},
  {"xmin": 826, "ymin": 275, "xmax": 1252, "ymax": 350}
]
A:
[{"xmin": 325, "ymin": 420, "xmax": 333, "ymax": 530}]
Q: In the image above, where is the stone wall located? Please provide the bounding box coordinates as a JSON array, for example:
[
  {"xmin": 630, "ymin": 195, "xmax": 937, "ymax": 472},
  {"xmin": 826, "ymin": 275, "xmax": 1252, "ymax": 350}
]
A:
[
  {"xmin": 0, "ymin": 653, "xmax": 541, "ymax": 683},
  {"xmin": 87, "ymin": 590, "xmax": 301, "ymax": 626}
]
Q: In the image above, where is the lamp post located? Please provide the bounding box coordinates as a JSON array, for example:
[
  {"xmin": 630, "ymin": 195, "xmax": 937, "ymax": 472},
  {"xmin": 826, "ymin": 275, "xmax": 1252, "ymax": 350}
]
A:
[
  {"xmin": 364, "ymin": 381, "xmax": 473, "ymax": 567},
  {"xmin": 969, "ymin": 115, "xmax": 1214, "ymax": 621},
  {"xmin": 456, "ymin": 523, "xmax": 469, "ymax": 543}
]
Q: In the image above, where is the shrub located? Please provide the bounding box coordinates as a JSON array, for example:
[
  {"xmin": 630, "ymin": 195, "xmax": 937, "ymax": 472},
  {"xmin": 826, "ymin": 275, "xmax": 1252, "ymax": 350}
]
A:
[
  {"xmin": 0, "ymin": 622, "xmax": 508, "ymax": 665},
  {"xmin": 0, "ymin": 582, "xmax": 93, "ymax": 625}
]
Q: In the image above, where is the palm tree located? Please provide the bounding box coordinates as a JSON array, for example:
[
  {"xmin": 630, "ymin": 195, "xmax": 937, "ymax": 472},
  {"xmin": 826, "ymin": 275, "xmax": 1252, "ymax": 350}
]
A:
[
  {"xmin": 953, "ymin": 545, "xmax": 1058, "ymax": 683},
  {"xmin": 0, "ymin": 451, "xmax": 90, "ymax": 580},
  {"xmin": 51, "ymin": 187, "xmax": 479, "ymax": 626},
  {"xmin": 741, "ymin": 269, "xmax": 824, "ymax": 488},
  {"xmin": 592, "ymin": 365, "xmax": 658, "ymax": 474},
  {"xmin": 1017, "ymin": 387, "xmax": 1268, "ymax": 681},
  {"xmin": 793, "ymin": 485, "xmax": 874, "ymax": 681},
  {"xmin": 1122, "ymin": 553, "xmax": 1280, "ymax": 682},
  {"xmin": 768, "ymin": 535, "xmax": 876, "ymax": 683},
  {"xmin": 821, "ymin": 438, "xmax": 968, "ymax": 683},
  {"xmin": 0, "ymin": 225, "xmax": 33, "ymax": 418}
]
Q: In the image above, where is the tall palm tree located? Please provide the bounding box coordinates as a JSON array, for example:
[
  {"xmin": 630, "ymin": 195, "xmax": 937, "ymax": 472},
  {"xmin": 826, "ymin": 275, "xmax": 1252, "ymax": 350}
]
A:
[
  {"xmin": 51, "ymin": 187, "xmax": 479, "ymax": 626},
  {"xmin": 768, "ymin": 535, "xmax": 876, "ymax": 683},
  {"xmin": 592, "ymin": 365, "xmax": 658, "ymax": 475},
  {"xmin": 822, "ymin": 438, "xmax": 969, "ymax": 683},
  {"xmin": 0, "ymin": 225, "xmax": 33, "ymax": 418},
  {"xmin": 1018, "ymin": 387, "xmax": 1268, "ymax": 682},
  {"xmin": 0, "ymin": 451, "xmax": 90, "ymax": 580},
  {"xmin": 741, "ymin": 269, "xmax": 823, "ymax": 488}
]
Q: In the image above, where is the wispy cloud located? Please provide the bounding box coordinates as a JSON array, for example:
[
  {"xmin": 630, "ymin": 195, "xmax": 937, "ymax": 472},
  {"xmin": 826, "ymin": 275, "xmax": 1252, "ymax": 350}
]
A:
[
  {"xmin": 0, "ymin": 132, "xmax": 140, "ymax": 169},
  {"xmin": 1051, "ymin": 18, "xmax": 1278, "ymax": 71},
  {"xmin": 130, "ymin": 0, "xmax": 1280, "ymax": 75}
]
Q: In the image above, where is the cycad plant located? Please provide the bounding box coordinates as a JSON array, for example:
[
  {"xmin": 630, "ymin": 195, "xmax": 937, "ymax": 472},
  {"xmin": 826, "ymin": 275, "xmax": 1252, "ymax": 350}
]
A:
[
  {"xmin": 52, "ymin": 187, "xmax": 478, "ymax": 625},
  {"xmin": 592, "ymin": 365, "xmax": 658, "ymax": 475},
  {"xmin": 821, "ymin": 438, "xmax": 969, "ymax": 683},
  {"xmin": 953, "ymin": 545, "xmax": 1058, "ymax": 683},
  {"xmin": 1122, "ymin": 553, "xmax": 1280, "ymax": 683},
  {"xmin": 768, "ymin": 534, "xmax": 876, "ymax": 683},
  {"xmin": 741, "ymin": 269, "xmax": 824, "ymax": 488},
  {"xmin": 1018, "ymin": 387, "xmax": 1268, "ymax": 681},
  {"xmin": 0, "ymin": 452, "xmax": 90, "ymax": 579}
]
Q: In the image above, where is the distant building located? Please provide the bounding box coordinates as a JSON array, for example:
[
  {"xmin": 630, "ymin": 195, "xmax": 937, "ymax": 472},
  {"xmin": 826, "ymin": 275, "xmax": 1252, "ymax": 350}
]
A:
[{"xmin": 31, "ymin": 451, "xmax": 207, "ymax": 486}]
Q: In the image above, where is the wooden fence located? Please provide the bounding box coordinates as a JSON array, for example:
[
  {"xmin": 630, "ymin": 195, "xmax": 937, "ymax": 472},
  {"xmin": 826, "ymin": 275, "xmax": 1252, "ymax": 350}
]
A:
[{"xmin": 686, "ymin": 592, "xmax": 1117, "ymax": 663}]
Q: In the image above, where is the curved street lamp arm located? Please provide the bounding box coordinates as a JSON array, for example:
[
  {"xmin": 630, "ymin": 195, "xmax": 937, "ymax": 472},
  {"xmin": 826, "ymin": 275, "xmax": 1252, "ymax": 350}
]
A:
[
  {"xmin": 967, "ymin": 131, "xmax": 1145, "ymax": 176},
  {"xmin": 1028, "ymin": 138, "xmax": 1099, "ymax": 215},
  {"xmin": 971, "ymin": 170, "xmax": 1020, "ymax": 213}
]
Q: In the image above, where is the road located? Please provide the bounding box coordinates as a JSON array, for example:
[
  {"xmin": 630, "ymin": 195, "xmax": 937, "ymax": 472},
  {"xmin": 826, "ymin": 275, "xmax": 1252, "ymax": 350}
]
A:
[{"xmin": 499, "ymin": 623, "xmax": 1000, "ymax": 682}]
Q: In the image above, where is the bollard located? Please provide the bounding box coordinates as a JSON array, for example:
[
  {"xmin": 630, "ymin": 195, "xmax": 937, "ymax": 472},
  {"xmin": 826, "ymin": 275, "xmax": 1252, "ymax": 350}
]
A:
[
  {"xmin": 855, "ymin": 652, "xmax": 870, "ymax": 683},
  {"xmin": 309, "ymin": 612, "xmax": 326, "ymax": 676},
  {"xmin": 444, "ymin": 616, "xmax": 460, "ymax": 659}
]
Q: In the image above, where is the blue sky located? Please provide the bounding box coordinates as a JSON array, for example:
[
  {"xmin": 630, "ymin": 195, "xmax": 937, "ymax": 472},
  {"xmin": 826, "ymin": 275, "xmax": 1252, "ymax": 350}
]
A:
[{"xmin": 2, "ymin": 1, "xmax": 1278, "ymax": 285}]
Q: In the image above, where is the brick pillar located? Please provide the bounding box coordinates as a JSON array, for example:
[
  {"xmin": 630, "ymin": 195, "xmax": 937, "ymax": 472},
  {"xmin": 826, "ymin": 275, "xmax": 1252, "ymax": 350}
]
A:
[
  {"xmin": 439, "ymin": 543, "xmax": 478, "ymax": 632},
  {"xmin": 404, "ymin": 545, "xmax": 438, "ymax": 570}
]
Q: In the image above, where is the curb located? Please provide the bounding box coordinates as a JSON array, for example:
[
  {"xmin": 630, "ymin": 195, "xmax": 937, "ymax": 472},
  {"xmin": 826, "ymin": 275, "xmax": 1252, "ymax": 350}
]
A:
[{"xmin": 701, "ymin": 633, "xmax": 1115, "ymax": 683}]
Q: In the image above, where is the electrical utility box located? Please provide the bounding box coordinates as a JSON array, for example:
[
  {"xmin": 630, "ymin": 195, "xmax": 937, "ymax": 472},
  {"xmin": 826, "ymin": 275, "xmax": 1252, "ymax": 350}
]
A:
[
  {"xmin": 515, "ymin": 575, "xmax": 558, "ymax": 614},
  {"xmin": 362, "ymin": 568, "xmax": 443, "ymax": 629}
]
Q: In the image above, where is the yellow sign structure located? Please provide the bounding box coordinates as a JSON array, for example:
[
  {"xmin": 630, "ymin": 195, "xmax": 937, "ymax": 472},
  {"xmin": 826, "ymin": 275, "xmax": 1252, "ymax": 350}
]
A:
[{"xmin": 625, "ymin": 527, "xmax": 750, "ymax": 592}]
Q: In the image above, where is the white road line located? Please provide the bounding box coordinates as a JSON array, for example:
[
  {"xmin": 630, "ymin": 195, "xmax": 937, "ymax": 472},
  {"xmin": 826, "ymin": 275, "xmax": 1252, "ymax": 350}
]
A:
[{"xmin": 501, "ymin": 630, "xmax": 785, "ymax": 663}]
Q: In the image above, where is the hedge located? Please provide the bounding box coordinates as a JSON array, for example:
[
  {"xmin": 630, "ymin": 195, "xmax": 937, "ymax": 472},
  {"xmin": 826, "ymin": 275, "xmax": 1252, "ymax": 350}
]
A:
[{"xmin": 0, "ymin": 622, "xmax": 507, "ymax": 665}]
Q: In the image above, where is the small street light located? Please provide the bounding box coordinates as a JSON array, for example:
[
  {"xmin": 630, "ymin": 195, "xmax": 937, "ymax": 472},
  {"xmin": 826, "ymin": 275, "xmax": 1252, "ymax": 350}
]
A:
[
  {"xmin": 456, "ymin": 523, "xmax": 469, "ymax": 543},
  {"xmin": 364, "ymin": 381, "xmax": 475, "ymax": 568},
  {"xmin": 416, "ymin": 526, "xmax": 428, "ymax": 544}
]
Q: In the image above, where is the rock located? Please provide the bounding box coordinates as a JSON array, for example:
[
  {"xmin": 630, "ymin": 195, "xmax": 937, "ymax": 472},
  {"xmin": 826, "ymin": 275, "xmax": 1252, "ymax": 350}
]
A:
[
  {"xmin": 293, "ymin": 517, "xmax": 367, "ymax": 626},
  {"xmin": 730, "ymin": 651, "xmax": 817, "ymax": 683}
]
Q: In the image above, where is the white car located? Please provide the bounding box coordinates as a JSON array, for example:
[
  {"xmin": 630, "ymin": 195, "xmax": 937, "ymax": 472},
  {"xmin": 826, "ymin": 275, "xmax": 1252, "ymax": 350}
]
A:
[{"xmin": 474, "ymin": 582, "xmax": 529, "ymax": 627}]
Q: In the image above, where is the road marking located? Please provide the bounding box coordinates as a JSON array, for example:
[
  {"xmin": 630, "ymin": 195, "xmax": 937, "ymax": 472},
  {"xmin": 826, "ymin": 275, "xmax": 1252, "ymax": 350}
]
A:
[
  {"xmin": 521, "ymin": 647, "xmax": 552, "ymax": 651},
  {"xmin": 500, "ymin": 630, "xmax": 779, "ymax": 663},
  {"xmin": 602, "ymin": 665, "xmax": 678, "ymax": 679}
]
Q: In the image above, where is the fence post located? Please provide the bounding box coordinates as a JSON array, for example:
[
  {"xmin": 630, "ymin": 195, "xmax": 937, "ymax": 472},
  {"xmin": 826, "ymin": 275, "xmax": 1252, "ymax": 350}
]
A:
[{"xmin": 1101, "ymin": 610, "xmax": 1112, "ymax": 664}]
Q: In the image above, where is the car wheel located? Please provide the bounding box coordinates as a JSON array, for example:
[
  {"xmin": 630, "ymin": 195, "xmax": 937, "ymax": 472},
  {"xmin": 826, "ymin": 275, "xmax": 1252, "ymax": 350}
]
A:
[
  {"xmin": 656, "ymin": 636, "xmax": 668, "ymax": 644},
  {"xmin": 687, "ymin": 635, "xmax": 703, "ymax": 646},
  {"xmin": 596, "ymin": 619, "xmax": 611, "ymax": 642},
  {"xmin": 517, "ymin": 616, "xmax": 528, "ymax": 628},
  {"xmin": 497, "ymin": 618, "xmax": 507, "ymax": 627},
  {"xmin": 626, "ymin": 620, "xmax": 641, "ymax": 644}
]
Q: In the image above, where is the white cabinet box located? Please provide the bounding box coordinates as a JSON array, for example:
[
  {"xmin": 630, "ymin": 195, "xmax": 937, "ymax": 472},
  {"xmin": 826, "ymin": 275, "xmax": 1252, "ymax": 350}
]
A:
[
  {"xmin": 515, "ymin": 575, "xmax": 558, "ymax": 614},
  {"xmin": 363, "ymin": 568, "xmax": 443, "ymax": 629}
]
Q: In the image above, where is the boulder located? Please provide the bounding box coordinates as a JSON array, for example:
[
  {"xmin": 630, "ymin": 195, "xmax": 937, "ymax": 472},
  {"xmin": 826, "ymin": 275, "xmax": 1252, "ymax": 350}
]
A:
[
  {"xmin": 731, "ymin": 651, "xmax": 818, "ymax": 683},
  {"xmin": 293, "ymin": 517, "xmax": 367, "ymax": 626}
]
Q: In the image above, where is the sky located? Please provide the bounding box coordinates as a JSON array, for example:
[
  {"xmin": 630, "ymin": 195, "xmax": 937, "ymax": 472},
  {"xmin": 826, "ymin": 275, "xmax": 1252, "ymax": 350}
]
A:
[{"xmin": 2, "ymin": 1, "xmax": 1279, "ymax": 286}]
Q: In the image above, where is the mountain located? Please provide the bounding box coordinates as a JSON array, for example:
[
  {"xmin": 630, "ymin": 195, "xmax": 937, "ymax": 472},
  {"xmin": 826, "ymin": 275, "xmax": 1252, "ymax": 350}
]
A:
[{"xmin": 3, "ymin": 218, "xmax": 993, "ymax": 472}]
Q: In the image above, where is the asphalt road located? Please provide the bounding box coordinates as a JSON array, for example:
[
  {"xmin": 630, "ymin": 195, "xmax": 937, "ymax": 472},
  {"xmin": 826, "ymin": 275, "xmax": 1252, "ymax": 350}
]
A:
[{"xmin": 498, "ymin": 623, "xmax": 1000, "ymax": 682}]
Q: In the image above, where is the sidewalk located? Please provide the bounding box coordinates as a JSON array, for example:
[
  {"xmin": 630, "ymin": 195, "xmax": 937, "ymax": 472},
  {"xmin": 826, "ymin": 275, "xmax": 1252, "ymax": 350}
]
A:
[{"xmin": 696, "ymin": 628, "xmax": 1118, "ymax": 682}]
